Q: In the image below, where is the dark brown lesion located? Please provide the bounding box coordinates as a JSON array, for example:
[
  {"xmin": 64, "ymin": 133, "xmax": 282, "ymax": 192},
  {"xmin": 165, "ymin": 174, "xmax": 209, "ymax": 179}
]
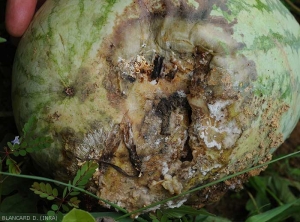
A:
[
  {"xmin": 155, "ymin": 92, "xmax": 191, "ymax": 135},
  {"xmin": 59, "ymin": 128, "xmax": 85, "ymax": 178},
  {"xmin": 97, "ymin": 161, "xmax": 139, "ymax": 178},
  {"xmin": 64, "ymin": 86, "xmax": 75, "ymax": 97},
  {"xmin": 150, "ymin": 55, "xmax": 165, "ymax": 81},
  {"xmin": 98, "ymin": 122, "xmax": 142, "ymax": 177},
  {"xmin": 94, "ymin": 125, "xmax": 140, "ymax": 177},
  {"xmin": 190, "ymin": 50, "xmax": 213, "ymax": 96},
  {"xmin": 99, "ymin": 125, "xmax": 122, "ymax": 164},
  {"xmin": 122, "ymin": 121, "xmax": 142, "ymax": 177},
  {"xmin": 77, "ymin": 122, "xmax": 142, "ymax": 178},
  {"xmin": 47, "ymin": 111, "xmax": 61, "ymax": 123},
  {"xmin": 180, "ymin": 136, "xmax": 193, "ymax": 162}
]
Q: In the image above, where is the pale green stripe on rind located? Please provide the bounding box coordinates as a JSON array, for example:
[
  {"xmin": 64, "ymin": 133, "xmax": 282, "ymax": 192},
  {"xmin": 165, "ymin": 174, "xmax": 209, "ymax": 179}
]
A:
[
  {"xmin": 16, "ymin": 0, "xmax": 122, "ymax": 92},
  {"xmin": 211, "ymin": 0, "xmax": 300, "ymax": 139},
  {"xmin": 15, "ymin": 0, "xmax": 300, "ymax": 104},
  {"xmin": 253, "ymin": 0, "xmax": 271, "ymax": 12},
  {"xmin": 82, "ymin": 0, "xmax": 119, "ymax": 61},
  {"xmin": 46, "ymin": 2, "xmax": 69, "ymax": 87},
  {"xmin": 250, "ymin": 31, "xmax": 300, "ymax": 53},
  {"xmin": 213, "ymin": 0, "xmax": 291, "ymax": 22},
  {"xmin": 211, "ymin": 0, "xmax": 300, "ymax": 102},
  {"xmin": 12, "ymin": 0, "xmax": 133, "ymax": 128}
]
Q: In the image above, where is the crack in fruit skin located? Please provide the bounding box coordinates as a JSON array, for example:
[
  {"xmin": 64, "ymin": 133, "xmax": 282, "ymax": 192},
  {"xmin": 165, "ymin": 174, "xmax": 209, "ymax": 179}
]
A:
[{"xmin": 12, "ymin": 0, "xmax": 300, "ymax": 213}]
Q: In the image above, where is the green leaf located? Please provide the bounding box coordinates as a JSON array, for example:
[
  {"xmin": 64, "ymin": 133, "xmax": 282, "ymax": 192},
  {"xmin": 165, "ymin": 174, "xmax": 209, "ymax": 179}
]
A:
[
  {"xmin": 61, "ymin": 204, "xmax": 70, "ymax": 212},
  {"xmin": 268, "ymin": 176, "xmax": 298, "ymax": 204},
  {"xmin": 246, "ymin": 176, "xmax": 272, "ymax": 214},
  {"xmin": 72, "ymin": 161, "xmax": 97, "ymax": 188},
  {"xmin": 52, "ymin": 188, "xmax": 59, "ymax": 197},
  {"xmin": 68, "ymin": 197, "xmax": 80, "ymax": 208},
  {"xmin": 7, "ymin": 142, "xmax": 13, "ymax": 150},
  {"xmin": 0, "ymin": 193, "xmax": 37, "ymax": 213},
  {"xmin": 161, "ymin": 205, "xmax": 214, "ymax": 218},
  {"xmin": 62, "ymin": 209, "xmax": 95, "ymax": 222},
  {"xmin": 47, "ymin": 196, "xmax": 55, "ymax": 200},
  {"xmin": 43, "ymin": 142, "xmax": 52, "ymax": 149},
  {"xmin": 48, "ymin": 210, "xmax": 56, "ymax": 216},
  {"xmin": 12, "ymin": 150, "xmax": 19, "ymax": 156},
  {"xmin": 289, "ymin": 168, "xmax": 300, "ymax": 178},
  {"xmin": 6, "ymin": 158, "xmax": 12, "ymax": 165},
  {"xmin": 246, "ymin": 202, "xmax": 295, "ymax": 222},
  {"xmin": 270, "ymin": 204, "xmax": 300, "ymax": 222},
  {"xmin": 51, "ymin": 204, "xmax": 59, "ymax": 211},
  {"xmin": 31, "ymin": 182, "xmax": 40, "ymax": 190},
  {"xmin": 22, "ymin": 116, "xmax": 37, "ymax": 136},
  {"xmin": 40, "ymin": 182, "xmax": 46, "ymax": 192},
  {"xmin": 67, "ymin": 181, "xmax": 71, "ymax": 191},
  {"xmin": 20, "ymin": 141, "xmax": 28, "ymax": 148},
  {"xmin": 161, "ymin": 214, "xmax": 170, "ymax": 222},
  {"xmin": 28, "ymin": 139, "xmax": 37, "ymax": 147},
  {"xmin": 19, "ymin": 150, "xmax": 27, "ymax": 156},
  {"xmin": 0, "ymin": 37, "xmax": 6, "ymax": 43},
  {"xmin": 40, "ymin": 193, "xmax": 49, "ymax": 198},
  {"xmin": 26, "ymin": 147, "xmax": 34, "ymax": 153},
  {"xmin": 90, "ymin": 212, "xmax": 134, "ymax": 222},
  {"xmin": 81, "ymin": 163, "xmax": 88, "ymax": 175},
  {"xmin": 30, "ymin": 182, "xmax": 57, "ymax": 201},
  {"xmin": 12, "ymin": 143, "xmax": 20, "ymax": 150},
  {"xmin": 156, "ymin": 210, "xmax": 163, "ymax": 220},
  {"xmin": 70, "ymin": 191, "xmax": 80, "ymax": 196},
  {"xmin": 72, "ymin": 170, "xmax": 81, "ymax": 186},
  {"xmin": 58, "ymin": 211, "xmax": 65, "ymax": 221},
  {"xmin": 63, "ymin": 187, "xmax": 68, "ymax": 198},
  {"xmin": 77, "ymin": 179, "xmax": 89, "ymax": 187},
  {"xmin": 195, "ymin": 215, "xmax": 231, "ymax": 222},
  {"xmin": 46, "ymin": 183, "xmax": 53, "ymax": 195},
  {"xmin": 24, "ymin": 136, "xmax": 52, "ymax": 153},
  {"xmin": 6, "ymin": 158, "xmax": 21, "ymax": 174},
  {"xmin": 32, "ymin": 190, "xmax": 43, "ymax": 195}
]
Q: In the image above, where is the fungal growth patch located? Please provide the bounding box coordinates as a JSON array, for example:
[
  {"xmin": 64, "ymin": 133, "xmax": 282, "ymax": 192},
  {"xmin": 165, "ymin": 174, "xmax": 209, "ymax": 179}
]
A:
[
  {"xmin": 64, "ymin": 0, "xmax": 291, "ymax": 211},
  {"xmin": 88, "ymin": 1, "xmax": 261, "ymax": 211}
]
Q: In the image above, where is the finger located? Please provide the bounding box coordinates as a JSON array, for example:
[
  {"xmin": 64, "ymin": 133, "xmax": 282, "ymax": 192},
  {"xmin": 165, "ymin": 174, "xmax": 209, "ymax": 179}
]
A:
[{"xmin": 5, "ymin": 0, "xmax": 38, "ymax": 37}]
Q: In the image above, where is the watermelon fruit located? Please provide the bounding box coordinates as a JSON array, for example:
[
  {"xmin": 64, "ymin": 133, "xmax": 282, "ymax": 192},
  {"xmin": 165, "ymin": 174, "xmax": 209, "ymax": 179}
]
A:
[{"xmin": 12, "ymin": 0, "xmax": 300, "ymax": 211}]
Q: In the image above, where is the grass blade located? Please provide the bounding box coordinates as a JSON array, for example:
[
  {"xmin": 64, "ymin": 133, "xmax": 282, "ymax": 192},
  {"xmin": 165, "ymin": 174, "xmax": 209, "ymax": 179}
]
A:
[{"xmin": 245, "ymin": 200, "xmax": 300, "ymax": 222}]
